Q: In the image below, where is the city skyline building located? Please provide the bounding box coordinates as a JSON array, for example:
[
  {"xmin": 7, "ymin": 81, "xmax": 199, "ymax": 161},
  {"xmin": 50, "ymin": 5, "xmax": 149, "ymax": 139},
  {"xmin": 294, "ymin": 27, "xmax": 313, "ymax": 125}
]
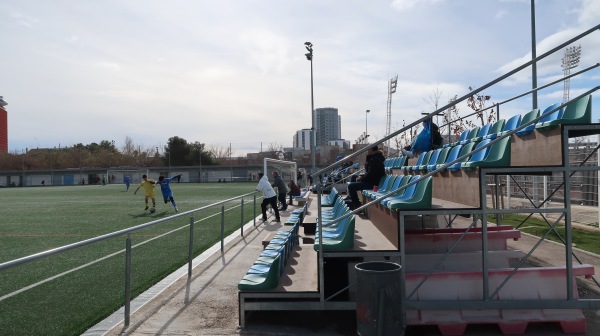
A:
[{"xmin": 315, "ymin": 107, "xmax": 341, "ymax": 146}]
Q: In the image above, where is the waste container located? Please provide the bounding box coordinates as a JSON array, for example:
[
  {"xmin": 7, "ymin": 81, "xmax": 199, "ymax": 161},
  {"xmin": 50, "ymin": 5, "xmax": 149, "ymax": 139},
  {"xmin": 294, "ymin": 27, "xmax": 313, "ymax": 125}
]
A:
[{"xmin": 355, "ymin": 261, "xmax": 403, "ymax": 336}]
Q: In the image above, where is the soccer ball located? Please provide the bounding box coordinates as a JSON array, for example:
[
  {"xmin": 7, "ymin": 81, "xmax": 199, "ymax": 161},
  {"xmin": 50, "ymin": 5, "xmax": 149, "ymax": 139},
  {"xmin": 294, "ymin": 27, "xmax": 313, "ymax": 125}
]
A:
[{"xmin": 149, "ymin": 207, "xmax": 156, "ymax": 213}]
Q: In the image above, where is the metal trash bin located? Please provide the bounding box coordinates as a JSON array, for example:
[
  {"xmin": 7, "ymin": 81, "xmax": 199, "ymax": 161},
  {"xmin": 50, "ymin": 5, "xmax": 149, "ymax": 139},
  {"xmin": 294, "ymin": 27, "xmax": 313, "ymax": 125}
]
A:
[{"xmin": 355, "ymin": 261, "xmax": 403, "ymax": 336}]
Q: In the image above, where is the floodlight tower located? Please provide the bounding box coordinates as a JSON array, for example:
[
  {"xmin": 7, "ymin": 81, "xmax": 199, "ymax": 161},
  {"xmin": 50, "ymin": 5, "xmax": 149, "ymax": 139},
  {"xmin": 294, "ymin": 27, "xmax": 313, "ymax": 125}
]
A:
[
  {"xmin": 562, "ymin": 45, "xmax": 582, "ymax": 103},
  {"xmin": 385, "ymin": 76, "xmax": 398, "ymax": 156}
]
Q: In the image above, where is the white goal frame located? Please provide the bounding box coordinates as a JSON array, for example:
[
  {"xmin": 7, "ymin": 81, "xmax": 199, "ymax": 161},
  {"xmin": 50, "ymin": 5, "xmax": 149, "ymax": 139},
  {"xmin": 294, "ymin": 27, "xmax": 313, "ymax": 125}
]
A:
[{"xmin": 263, "ymin": 158, "xmax": 297, "ymax": 184}]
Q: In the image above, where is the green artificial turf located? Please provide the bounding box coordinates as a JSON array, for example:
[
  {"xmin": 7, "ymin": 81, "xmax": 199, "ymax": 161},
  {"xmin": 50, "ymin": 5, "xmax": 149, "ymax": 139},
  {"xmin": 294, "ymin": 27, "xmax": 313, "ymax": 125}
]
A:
[
  {"xmin": 489, "ymin": 213, "xmax": 600, "ymax": 255},
  {"xmin": 0, "ymin": 182, "xmax": 259, "ymax": 335}
]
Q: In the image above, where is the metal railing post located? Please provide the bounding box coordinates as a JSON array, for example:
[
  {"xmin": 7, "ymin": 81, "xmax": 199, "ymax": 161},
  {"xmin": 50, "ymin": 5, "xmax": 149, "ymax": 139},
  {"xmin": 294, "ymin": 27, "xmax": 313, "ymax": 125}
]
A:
[
  {"xmin": 253, "ymin": 193, "xmax": 257, "ymax": 226},
  {"xmin": 188, "ymin": 215, "xmax": 194, "ymax": 279},
  {"xmin": 241, "ymin": 198, "xmax": 244, "ymax": 236},
  {"xmin": 124, "ymin": 233, "xmax": 132, "ymax": 327},
  {"xmin": 221, "ymin": 205, "xmax": 225, "ymax": 252}
]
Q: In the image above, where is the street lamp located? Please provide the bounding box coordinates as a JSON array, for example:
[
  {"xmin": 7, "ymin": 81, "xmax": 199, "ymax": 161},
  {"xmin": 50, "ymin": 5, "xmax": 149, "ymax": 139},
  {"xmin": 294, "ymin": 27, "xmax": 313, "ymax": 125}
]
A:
[
  {"xmin": 365, "ymin": 109, "xmax": 370, "ymax": 141},
  {"xmin": 304, "ymin": 41, "xmax": 316, "ymax": 175}
]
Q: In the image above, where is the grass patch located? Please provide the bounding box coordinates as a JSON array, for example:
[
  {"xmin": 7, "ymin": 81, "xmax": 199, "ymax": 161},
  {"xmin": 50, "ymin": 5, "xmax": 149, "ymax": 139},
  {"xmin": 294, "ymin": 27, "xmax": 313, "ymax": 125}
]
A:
[
  {"xmin": 0, "ymin": 182, "xmax": 260, "ymax": 335},
  {"xmin": 489, "ymin": 213, "xmax": 600, "ymax": 255}
]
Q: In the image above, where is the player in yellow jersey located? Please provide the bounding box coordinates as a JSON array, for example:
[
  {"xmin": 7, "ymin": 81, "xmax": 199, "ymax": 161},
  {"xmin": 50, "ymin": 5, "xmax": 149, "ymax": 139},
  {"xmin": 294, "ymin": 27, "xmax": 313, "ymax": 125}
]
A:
[{"xmin": 133, "ymin": 174, "xmax": 157, "ymax": 211}]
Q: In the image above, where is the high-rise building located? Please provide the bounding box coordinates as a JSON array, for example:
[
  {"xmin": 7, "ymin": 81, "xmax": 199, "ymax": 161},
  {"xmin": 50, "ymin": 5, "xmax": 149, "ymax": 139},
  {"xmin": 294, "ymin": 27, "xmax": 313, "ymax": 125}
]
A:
[
  {"xmin": 315, "ymin": 107, "xmax": 341, "ymax": 146},
  {"xmin": 0, "ymin": 97, "xmax": 7, "ymax": 153},
  {"xmin": 293, "ymin": 129, "xmax": 312, "ymax": 150}
]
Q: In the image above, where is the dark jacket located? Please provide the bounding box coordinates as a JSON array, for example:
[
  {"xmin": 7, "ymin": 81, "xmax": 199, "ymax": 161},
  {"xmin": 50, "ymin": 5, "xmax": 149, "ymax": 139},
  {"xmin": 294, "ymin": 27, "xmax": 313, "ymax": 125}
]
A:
[{"xmin": 362, "ymin": 151, "xmax": 386, "ymax": 185}]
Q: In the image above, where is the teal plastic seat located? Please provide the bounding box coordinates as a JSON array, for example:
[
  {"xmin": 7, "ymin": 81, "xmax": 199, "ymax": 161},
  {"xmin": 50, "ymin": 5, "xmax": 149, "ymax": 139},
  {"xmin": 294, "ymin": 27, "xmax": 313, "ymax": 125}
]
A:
[
  {"xmin": 447, "ymin": 142, "xmax": 477, "ymax": 172},
  {"xmin": 321, "ymin": 187, "xmax": 339, "ymax": 207},
  {"xmin": 418, "ymin": 149, "xmax": 442, "ymax": 172},
  {"xmin": 407, "ymin": 151, "xmax": 428, "ymax": 172},
  {"xmin": 459, "ymin": 127, "xmax": 480, "ymax": 145},
  {"xmin": 484, "ymin": 119, "xmax": 506, "ymax": 140},
  {"xmin": 427, "ymin": 147, "xmax": 450, "ymax": 172},
  {"xmin": 238, "ymin": 254, "xmax": 281, "ymax": 290},
  {"xmin": 436, "ymin": 144, "xmax": 462, "ymax": 172},
  {"xmin": 313, "ymin": 215, "xmax": 355, "ymax": 251},
  {"xmin": 536, "ymin": 95, "xmax": 592, "ymax": 132},
  {"xmin": 370, "ymin": 174, "xmax": 403, "ymax": 200},
  {"xmin": 515, "ymin": 109, "xmax": 540, "ymax": 137},
  {"xmin": 462, "ymin": 136, "xmax": 511, "ymax": 170},
  {"xmin": 471, "ymin": 123, "xmax": 492, "ymax": 142},
  {"xmin": 363, "ymin": 175, "xmax": 392, "ymax": 198},
  {"xmin": 386, "ymin": 176, "xmax": 433, "ymax": 210}
]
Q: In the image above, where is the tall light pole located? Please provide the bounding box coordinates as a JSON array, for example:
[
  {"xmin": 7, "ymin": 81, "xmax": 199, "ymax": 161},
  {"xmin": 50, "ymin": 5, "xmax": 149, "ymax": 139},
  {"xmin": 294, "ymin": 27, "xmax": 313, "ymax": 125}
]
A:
[
  {"xmin": 304, "ymin": 41, "xmax": 316, "ymax": 175},
  {"xmin": 562, "ymin": 45, "xmax": 582, "ymax": 103},
  {"xmin": 365, "ymin": 109, "xmax": 370, "ymax": 142}
]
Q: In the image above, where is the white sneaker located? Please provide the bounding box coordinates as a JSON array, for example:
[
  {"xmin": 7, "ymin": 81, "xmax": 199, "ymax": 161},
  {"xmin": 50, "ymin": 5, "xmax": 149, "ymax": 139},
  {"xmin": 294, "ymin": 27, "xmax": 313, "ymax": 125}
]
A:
[{"xmin": 175, "ymin": 207, "xmax": 179, "ymax": 213}]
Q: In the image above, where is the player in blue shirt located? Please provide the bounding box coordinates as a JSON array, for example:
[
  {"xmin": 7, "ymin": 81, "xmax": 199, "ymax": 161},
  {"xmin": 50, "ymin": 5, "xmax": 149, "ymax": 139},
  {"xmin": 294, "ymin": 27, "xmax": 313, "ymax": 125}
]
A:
[{"xmin": 157, "ymin": 174, "xmax": 182, "ymax": 212}]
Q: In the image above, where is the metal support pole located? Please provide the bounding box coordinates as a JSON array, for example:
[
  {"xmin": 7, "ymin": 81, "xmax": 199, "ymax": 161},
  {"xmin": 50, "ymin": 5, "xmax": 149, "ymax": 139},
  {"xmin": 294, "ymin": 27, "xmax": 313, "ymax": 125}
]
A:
[
  {"xmin": 241, "ymin": 198, "xmax": 245, "ymax": 236},
  {"xmin": 124, "ymin": 233, "xmax": 132, "ymax": 327},
  {"xmin": 253, "ymin": 193, "xmax": 257, "ymax": 226},
  {"xmin": 221, "ymin": 205, "xmax": 225, "ymax": 252},
  {"xmin": 188, "ymin": 215, "xmax": 195, "ymax": 279}
]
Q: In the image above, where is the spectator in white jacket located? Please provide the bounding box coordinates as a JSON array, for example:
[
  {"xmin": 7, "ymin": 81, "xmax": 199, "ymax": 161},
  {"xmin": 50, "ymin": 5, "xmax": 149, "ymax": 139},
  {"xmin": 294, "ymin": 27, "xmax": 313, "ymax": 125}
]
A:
[{"xmin": 256, "ymin": 172, "xmax": 280, "ymax": 222}]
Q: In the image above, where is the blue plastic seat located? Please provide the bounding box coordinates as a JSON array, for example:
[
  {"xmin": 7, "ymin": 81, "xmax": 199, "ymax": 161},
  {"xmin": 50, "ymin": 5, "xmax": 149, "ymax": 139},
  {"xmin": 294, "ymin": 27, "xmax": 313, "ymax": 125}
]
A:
[
  {"xmin": 515, "ymin": 109, "xmax": 541, "ymax": 137},
  {"xmin": 497, "ymin": 114, "xmax": 521, "ymax": 137},
  {"xmin": 447, "ymin": 142, "xmax": 477, "ymax": 172},
  {"xmin": 436, "ymin": 144, "xmax": 462, "ymax": 172}
]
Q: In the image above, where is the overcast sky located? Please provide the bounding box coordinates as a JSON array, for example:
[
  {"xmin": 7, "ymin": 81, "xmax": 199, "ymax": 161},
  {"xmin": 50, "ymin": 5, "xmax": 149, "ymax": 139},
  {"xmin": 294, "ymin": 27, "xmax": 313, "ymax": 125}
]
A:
[{"xmin": 1, "ymin": 0, "xmax": 599, "ymax": 156}]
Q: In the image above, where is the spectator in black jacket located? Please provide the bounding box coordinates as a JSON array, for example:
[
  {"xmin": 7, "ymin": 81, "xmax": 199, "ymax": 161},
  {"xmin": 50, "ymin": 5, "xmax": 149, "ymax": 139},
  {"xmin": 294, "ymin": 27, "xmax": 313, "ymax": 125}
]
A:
[{"xmin": 347, "ymin": 145, "xmax": 386, "ymax": 210}]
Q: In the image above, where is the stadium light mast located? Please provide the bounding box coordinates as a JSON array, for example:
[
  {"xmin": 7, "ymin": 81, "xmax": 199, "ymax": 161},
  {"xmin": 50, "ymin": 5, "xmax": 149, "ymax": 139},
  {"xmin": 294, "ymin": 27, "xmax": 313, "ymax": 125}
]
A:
[
  {"xmin": 386, "ymin": 76, "xmax": 398, "ymax": 156},
  {"xmin": 304, "ymin": 41, "xmax": 316, "ymax": 175},
  {"xmin": 365, "ymin": 109, "xmax": 370, "ymax": 140},
  {"xmin": 562, "ymin": 45, "xmax": 582, "ymax": 103}
]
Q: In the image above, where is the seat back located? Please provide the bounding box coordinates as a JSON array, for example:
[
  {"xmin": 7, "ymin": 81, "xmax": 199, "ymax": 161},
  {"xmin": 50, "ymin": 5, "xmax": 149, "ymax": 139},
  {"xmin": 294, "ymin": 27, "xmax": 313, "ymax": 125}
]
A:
[
  {"xmin": 502, "ymin": 114, "xmax": 521, "ymax": 134},
  {"xmin": 560, "ymin": 94, "xmax": 592, "ymax": 124},
  {"xmin": 515, "ymin": 109, "xmax": 540, "ymax": 136},
  {"xmin": 481, "ymin": 136, "xmax": 511, "ymax": 166},
  {"xmin": 448, "ymin": 142, "xmax": 477, "ymax": 172},
  {"xmin": 439, "ymin": 144, "xmax": 463, "ymax": 169},
  {"xmin": 538, "ymin": 103, "xmax": 563, "ymax": 123},
  {"xmin": 488, "ymin": 119, "xmax": 505, "ymax": 134},
  {"xmin": 477, "ymin": 123, "xmax": 492, "ymax": 138},
  {"xmin": 467, "ymin": 139, "xmax": 492, "ymax": 163}
]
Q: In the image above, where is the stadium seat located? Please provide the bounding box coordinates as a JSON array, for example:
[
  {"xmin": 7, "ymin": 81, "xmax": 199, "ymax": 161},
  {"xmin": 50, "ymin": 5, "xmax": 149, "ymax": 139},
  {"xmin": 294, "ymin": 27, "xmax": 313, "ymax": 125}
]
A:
[
  {"xmin": 418, "ymin": 148, "xmax": 442, "ymax": 172},
  {"xmin": 536, "ymin": 94, "xmax": 592, "ymax": 132},
  {"xmin": 470, "ymin": 122, "xmax": 493, "ymax": 142},
  {"xmin": 497, "ymin": 114, "xmax": 521, "ymax": 137},
  {"xmin": 321, "ymin": 187, "xmax": 339, "ymax": 207},
  {"xmin": 385, "ymin": 176, "xmax": 432, "ymax": 210},
  {"xmin": 461, "ymin": 136, "xmax": 511, "ymax": 170},
  {"xmin": 238, "ymin": 254, "xmax": 281, "ymax": 290},
  {"xmin": 514, "ymin": 108, "xmax": 541, "ymax": 137},
  {"xmin": 459, "ymin": 127, "xmax": 480, "ymax": 145},
  {"xmin": 313, "ymin": 215, "xmax": 355, "ymax": 251},
  {"xmin": 483, "ymin": 119, "xmax": 505, "ymax": 140},
  {"xmin": 447, "ymin": 142, "xmax": 477, "ymax": 172},
  {"xmin": 427, "ymin": 146, "xmax": 450, "ymax": 172}
]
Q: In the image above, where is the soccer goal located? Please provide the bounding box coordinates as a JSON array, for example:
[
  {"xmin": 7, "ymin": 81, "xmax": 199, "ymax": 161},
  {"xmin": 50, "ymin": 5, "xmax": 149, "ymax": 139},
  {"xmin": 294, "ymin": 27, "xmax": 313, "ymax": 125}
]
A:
[{"xmin": 263, "ymin": 158, "xmax": 297, "ymax": 184}]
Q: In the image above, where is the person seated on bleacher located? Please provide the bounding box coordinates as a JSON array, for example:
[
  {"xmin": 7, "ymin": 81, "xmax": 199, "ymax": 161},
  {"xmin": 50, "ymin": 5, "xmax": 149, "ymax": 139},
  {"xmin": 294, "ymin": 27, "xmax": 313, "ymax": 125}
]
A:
[
  {"xmin": 347, "ymin": 145, "xmax": 386, "ymax": 210},
  {"xmin": 401, "ymin": 118, "xmax": 442, "ymax": 158},
  {"xmin": 287, "ymin": 180, "xmax": 301, "ymax": 205}
]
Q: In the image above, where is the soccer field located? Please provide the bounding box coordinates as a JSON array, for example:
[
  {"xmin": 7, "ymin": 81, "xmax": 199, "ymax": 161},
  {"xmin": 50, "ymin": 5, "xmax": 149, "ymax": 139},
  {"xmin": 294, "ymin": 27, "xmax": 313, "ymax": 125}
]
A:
[{"xmin": 0, "ymin": 182, "xmax": 259, "ymax": 335}]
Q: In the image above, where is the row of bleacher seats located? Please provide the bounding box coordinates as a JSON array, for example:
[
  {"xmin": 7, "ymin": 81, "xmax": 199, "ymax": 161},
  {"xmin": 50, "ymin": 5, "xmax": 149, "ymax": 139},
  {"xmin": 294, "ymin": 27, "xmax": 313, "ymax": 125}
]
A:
[
  {"xmin": 386, "ymin": 94, "xmax": 592, "ymax": 174},
  {"xmin": 237, "ymin": 208, "xmax": 304, "ymax": 290},
  {"xmin": 362, "ymin": 175, "xmax": 433, "ymax": 210},
  {"xmin": 313, "ymin": 193, "xmax": 356, "ymax": 251}
]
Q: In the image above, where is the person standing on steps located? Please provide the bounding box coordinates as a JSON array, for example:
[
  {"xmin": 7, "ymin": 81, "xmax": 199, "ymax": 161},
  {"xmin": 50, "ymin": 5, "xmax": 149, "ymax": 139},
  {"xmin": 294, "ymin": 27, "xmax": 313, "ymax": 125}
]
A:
[{"xmin": 255, "ymin": 172, "xmax": 280, "ymax": 223}]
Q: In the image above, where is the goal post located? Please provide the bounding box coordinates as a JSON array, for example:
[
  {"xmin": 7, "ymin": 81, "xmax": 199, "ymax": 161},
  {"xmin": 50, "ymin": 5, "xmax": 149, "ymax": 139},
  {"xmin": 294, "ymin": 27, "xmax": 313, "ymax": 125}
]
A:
[{"xmin": 263, "ymin": 158, "xmax": 297, "ymax": 184}]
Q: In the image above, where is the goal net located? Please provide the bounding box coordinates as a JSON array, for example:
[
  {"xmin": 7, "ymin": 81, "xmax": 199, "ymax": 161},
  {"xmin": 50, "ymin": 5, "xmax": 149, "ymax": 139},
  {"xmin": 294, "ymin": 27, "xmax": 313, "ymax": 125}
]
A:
[{"xmin": 263, "ymin": 158, "xmax": 297, "ymax": 185}]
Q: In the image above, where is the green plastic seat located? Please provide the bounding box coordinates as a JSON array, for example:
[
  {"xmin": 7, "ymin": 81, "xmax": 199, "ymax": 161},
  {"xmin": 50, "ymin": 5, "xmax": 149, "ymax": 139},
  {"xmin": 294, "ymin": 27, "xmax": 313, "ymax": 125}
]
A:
[
  {"xmin": 313, "ymin": 215, "xmax": 355, "ymax": 251},
  {"xmin": 461, "ymin": 136, "xmax": 511, "ymax": 170},
  {"xmin": 238, "ymin": 254, "xmax": 281, "ymax": 290},
  {"xmin": 484, "ymin": 119, "xmax": 506, "ymax": 140},
  {"xmin": 536, "ymin": 95, "xmax": 592, "ymax": 132},
  {"xmin": 387, "ymin": 176, "xmax": 432, "ymax": 210},
  {"xmin": 515, "ymin": 109, "xmax": 540, "ymax": 136}
]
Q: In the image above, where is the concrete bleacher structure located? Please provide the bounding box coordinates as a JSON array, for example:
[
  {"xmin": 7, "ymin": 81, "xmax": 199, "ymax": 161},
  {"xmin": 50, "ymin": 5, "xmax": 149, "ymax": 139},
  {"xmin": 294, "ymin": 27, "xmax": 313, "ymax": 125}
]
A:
[{"xmin": 237, "ymin": 94, "xmax": 599, "ymax": 334}]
